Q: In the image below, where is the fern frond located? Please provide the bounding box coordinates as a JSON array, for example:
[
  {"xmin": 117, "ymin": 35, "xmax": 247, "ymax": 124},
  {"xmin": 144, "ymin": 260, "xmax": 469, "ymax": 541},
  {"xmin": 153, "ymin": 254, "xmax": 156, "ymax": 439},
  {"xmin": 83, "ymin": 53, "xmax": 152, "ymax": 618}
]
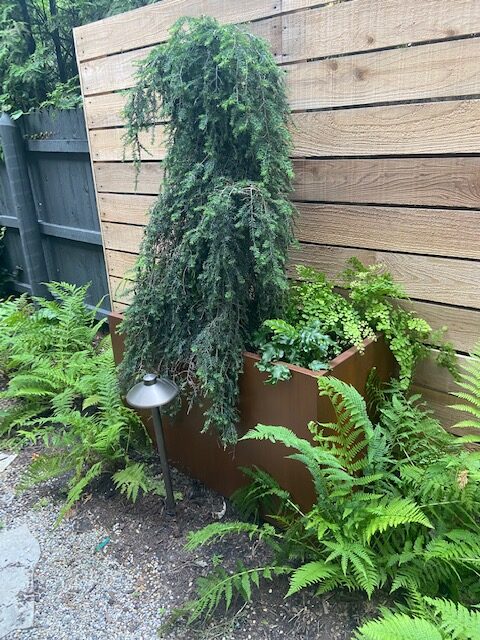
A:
[
  {"xmin": 286, "ymin": 561, "xmax": 336, "ymax": 597},
  {"xmin": 354, "ymin": 611, "xmax": 442, "ymax": 640},
  {"xmin": 186, "ymin": 521, "xmax": 276, "ymax": 551},
  {"xmin": 363, "ymin": 497, "xmax": 432, "ymax": 543}
]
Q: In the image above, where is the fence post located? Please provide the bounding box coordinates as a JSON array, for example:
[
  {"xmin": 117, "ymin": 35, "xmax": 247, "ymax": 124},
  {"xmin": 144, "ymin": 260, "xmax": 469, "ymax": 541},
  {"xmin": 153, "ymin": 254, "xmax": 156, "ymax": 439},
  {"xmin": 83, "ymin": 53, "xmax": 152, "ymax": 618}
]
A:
[{"xmin": 0, "ymin": 113, "xmax": 49, "ymax": 297}]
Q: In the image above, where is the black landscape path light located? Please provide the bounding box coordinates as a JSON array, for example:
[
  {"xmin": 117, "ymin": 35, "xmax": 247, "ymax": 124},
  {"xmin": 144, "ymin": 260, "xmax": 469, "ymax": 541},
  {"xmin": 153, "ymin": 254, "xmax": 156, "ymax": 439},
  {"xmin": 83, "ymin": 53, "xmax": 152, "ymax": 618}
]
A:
[{"xmin": 126, "ymin": 374, "xmax": 179, "ymax": 514}]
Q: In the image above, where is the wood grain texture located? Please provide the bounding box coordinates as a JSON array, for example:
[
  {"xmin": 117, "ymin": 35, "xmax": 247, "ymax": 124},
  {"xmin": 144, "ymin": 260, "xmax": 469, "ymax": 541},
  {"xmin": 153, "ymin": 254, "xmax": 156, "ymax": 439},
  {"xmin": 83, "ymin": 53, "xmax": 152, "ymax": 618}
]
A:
[
  {"xmin": 102, "ymin": 230, "xmax": 480, "ymax": 309},
  {"xmin": 85, "ymin": 93, "xmax": 129, "ymax": 129},
  {"xmin": 287, "ymin": 37, "xmax": 480, "ymax": 110},
  {"xmin": 104, "ymin": 246, "xmax": 479, "ymax": 354},
  {"xmin": 400, "ymin": 301, "xmax": 480, "ymax": 355},
  {"xmin": 94, "ymin": 161, "xmax": 164, "ymax": 194},
  {"xmin": 74, "ymin": 0, "xmax": 281, "ymax": 61},
  {"xmin": 79, "ymin": 17, "xmax": 282, "ymax": 96},
  {"xmin": 281, "ymin": 0, "xmax": 480, "ymax": 63},
  {"xmin": 109, "ymin": 275, "xmax": 133, "ymax": 305},
  {"xmin": 81, "ymin": 34, "xmax": 480, "ymax": 109},
  {"xmin": 106, "ymin": 249, "xmax": 137, "ymax": 279},
  {"xmin": 100, "ymin": 197, "xmax": 480, "ymax": 260},
  {"xmin": 77, "ymin": 0, "xmax": 480, "ymax": 94},
  {"xmin": 411, "ymin": 385, "xmax": 476, "ymax": 433},
  {"xmin": 295, "ymin": 203, "xmax": 480, "ymax": 259},
  {"xmin": 89, "ymin": 126, "xmax": 166, "ymax": 161},
  {"xmin": 102, "ymin": 221, "xmax": 144, "ymax": 252},
  {"xmin": 292, "ymin": 100, "xmax": 480, "ymax": 156},
  {"xmin": 95, "ymin": 157, "xmax": 480, "ymax": 208},
  {"xmin": 414, "ymin": 350, "xmax": 467, "ymax": 395},
  {"xmin": 290, "ymin": 244, "xmax": 480, "ymax": 308},
  {"xmin": 293, "ymin": 158, "xmax": 480, "ymax": 208},
  {"xmin": 98, "ymin": 193, "xmax": 155, "ymax": 224},
  {"xmin": 88, "ymin": 100, "xmax": 480, "ymax": 160}
]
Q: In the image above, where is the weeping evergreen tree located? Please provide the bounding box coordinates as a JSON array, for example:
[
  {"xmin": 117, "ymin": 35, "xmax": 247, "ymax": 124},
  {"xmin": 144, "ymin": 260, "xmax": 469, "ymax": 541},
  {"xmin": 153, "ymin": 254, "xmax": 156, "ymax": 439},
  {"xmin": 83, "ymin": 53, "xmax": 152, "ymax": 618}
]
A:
[{"xmin": 119, "ymin": 17, "xmax": 295, "ymax": 444}]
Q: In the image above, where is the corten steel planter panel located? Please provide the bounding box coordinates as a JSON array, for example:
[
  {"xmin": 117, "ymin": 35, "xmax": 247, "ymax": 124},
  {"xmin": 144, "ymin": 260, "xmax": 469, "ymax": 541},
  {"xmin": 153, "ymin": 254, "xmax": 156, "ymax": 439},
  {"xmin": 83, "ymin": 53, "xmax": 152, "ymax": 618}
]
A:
[{"xmin": 109, "ymin": 313, "xmax": 395, "ymax": 509}]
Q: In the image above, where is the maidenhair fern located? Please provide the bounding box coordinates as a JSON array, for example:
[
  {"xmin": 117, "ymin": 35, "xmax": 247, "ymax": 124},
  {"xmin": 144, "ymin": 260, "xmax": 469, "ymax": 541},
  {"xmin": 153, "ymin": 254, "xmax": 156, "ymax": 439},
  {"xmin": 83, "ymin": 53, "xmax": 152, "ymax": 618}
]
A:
[{"xmin": 119, "ymin": 16, "xmax": 295, "ymax": 444}]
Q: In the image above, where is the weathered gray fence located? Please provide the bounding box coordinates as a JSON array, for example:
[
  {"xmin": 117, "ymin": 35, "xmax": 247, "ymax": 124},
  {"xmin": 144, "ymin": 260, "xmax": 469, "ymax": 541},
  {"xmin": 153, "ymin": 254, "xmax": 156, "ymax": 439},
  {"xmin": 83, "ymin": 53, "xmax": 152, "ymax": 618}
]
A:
[{"xmin": 0, "ymin": 108, "xmax": 110, "ymax": 311}]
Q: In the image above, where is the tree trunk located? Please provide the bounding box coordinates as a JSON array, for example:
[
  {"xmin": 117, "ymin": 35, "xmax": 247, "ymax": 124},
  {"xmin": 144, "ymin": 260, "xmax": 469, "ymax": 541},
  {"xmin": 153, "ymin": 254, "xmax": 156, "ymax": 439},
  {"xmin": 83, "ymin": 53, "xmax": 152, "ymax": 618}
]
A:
[
  {"xmin": 17, "ymin": 0, "xmax": 36, "ymax": 56},
  {"xmin": 48, "ymin": 0, "xmax": 67, "ymax": 83}
]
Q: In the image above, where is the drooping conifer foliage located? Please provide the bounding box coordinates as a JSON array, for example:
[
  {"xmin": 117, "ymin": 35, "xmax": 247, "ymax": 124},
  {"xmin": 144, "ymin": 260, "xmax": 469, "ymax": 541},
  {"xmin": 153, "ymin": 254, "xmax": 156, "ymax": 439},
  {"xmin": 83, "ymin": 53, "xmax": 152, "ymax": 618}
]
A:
[{"xmin": 120, "ymin": 17, "xmax": 295, "ymax": 444}]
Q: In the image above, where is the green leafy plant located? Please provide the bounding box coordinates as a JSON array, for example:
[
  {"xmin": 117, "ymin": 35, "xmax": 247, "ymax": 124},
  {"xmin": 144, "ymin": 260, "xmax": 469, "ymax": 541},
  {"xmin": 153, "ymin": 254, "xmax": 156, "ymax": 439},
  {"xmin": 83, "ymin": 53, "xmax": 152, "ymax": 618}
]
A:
[
  {"xmin": 450, "ymin": 342, "xmax": 480, "ymax": 432},
  {"xmin": 0, "ymin": 0, "xmax": 157, "ymax": 114},
  {"xmin": 0, "ymin": 282, "xmax": 155, "ymax": 520},
  {"xmin": 355, "ymin": 597, "xmax": 480, "ymax": 640},
  {"xmin": 343, "ymin": 258, "xmax": 457, "ymax": 387},
  {"xmin": 120, "ymin": 17, "xmax": 295, "ymax": 444},
  {"xmin": 256, "ymin": 260, "xmax": 457, "ymax": 389},
  {"xmin": 170, "ymin": 378, "xmax": 480, "ymax": 629},
  {"xmin": 255, "ymin": 319, "xmax": 334, "ymax": 383}
]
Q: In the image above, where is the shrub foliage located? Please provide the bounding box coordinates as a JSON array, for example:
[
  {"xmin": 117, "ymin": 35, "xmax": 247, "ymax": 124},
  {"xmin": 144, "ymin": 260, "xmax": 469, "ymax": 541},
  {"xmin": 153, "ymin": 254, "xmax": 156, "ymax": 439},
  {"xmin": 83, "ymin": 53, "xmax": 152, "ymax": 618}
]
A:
[{"xmin": 120, "ymin": 17, "xmax": 295, "ymax": 443}]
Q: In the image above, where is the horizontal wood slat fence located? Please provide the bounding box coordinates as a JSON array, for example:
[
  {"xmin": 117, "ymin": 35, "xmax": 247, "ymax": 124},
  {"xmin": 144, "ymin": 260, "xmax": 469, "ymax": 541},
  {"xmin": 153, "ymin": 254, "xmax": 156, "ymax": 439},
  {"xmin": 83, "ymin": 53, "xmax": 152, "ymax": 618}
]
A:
[{"xmin": 74, "ymin": 0, "xmax": 480, "ymax": 428}]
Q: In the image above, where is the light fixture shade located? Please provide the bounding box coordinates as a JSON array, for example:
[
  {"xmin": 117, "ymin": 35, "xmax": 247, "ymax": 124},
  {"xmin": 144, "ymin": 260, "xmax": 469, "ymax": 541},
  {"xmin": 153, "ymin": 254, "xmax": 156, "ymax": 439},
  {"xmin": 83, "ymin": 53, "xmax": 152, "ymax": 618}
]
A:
[{"xmin": 126, "ymin": 374, "xmax": 180, "ymax": 409}]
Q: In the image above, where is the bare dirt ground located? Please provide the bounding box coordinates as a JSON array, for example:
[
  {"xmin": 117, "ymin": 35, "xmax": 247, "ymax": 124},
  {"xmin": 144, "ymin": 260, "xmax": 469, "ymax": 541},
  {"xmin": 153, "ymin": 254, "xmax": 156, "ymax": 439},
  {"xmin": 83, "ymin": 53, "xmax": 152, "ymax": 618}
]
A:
[{"xmin": 0, "ymin": 443, "xmax": 384, "ymax": 640}]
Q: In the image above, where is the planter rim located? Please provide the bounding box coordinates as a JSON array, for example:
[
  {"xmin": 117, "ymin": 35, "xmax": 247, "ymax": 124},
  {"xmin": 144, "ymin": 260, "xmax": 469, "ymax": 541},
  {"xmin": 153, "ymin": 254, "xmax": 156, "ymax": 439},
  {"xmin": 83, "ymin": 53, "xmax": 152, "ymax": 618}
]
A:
[{"xmin": 109, "ymin": 311, "xmax": 380, "ymax": 380}]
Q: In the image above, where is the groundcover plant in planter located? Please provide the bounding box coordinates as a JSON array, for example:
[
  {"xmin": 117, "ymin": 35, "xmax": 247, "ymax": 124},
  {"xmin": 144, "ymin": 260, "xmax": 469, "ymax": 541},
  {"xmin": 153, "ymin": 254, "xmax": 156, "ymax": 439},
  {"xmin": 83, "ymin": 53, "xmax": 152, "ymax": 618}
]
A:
[{"xmin": 120, "ymin": 16, "xmax": 295, "ymax": 445}]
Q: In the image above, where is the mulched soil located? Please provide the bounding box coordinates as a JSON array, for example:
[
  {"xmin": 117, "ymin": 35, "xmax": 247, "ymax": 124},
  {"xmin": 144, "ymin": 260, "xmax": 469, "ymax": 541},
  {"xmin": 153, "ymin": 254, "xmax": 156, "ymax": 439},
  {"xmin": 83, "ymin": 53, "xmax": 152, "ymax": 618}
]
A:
[{"xmin": 0, "ymin": 440, "xmax": 384, "ymax": 640}]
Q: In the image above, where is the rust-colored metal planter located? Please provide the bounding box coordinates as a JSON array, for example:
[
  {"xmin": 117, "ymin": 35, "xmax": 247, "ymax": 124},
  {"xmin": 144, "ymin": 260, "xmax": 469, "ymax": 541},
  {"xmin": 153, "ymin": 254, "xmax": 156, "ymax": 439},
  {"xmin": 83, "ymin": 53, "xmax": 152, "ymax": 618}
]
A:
[{"xmin": 109, "ymin": 313, "xmax": 395, "ymax": 509}]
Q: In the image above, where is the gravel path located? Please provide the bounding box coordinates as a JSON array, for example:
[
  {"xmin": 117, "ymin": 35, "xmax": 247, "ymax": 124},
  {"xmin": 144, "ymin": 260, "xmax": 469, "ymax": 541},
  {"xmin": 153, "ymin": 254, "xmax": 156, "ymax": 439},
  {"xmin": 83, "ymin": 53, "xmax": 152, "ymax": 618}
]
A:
[
  {"xmin": 1, "ymin": 454, "xmax": 169, "ymax": 639},
  {"xmin": 0, "ymin": 448, "xmax": 373, "ymax": 640}
]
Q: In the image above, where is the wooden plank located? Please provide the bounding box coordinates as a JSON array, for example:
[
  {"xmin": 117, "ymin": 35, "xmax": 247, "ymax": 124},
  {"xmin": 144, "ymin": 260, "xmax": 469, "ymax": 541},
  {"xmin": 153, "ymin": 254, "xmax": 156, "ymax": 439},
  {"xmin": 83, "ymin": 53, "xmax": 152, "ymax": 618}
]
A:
[
  {"xmin": 289, "ymin": 244, "xmax": 480, "ymax": 308},
  {"xmin": 412, "ymin": 385, "xmax": 473, "ymax": 432},
  {"xmin": 99, "ymin": 193, "xmax": 155, "ymax": 224},
  {"xmin": 85, "ymin": 93, "xmax": 129, "ymax": 129},
  {"xmin": 88, "ymin": 100, "xmax": 480, "ymax": 160},
  {"xmin": 401, "ymin": 301, "xmax": 480, "ymax": 355},
  {"xmin": 414, "ymin": 350, "xmax": 469, "ymax": 395},
  {"xmin": 100, "ymin": 198, "xmax": 480, "ymax": 259},
  {"xmin": 81, "ymin": 35, "xmax": 480, "ymax": 108},
  {"xmin": 102, "ymin": 221, "xmax": 145, "ymax": 252},
  {"xmin": 293, "ymin": 158, "xmax": 480, "ymax": 209},
  {"xmin": 78, "ymin": 0, "xmax": 480, "ymax": 94},
  {"xmin": 109, "ymin": 275, "xmax": 133, "ymax": 305},
  {"xmin": 292, "ymin": 100, "xmax": 480, "ymax": 156},
  {"xmin": 287, "ymin": 37, "xmax": 480, "ymax": 111},
  {"xmin": 105, "ymin": 249, "xmax": 137, "ymax": 280},
  {"xmin": 105, "ymin": 247, "xmax": 479, "ymax": 353},
  {"xmin": 281, "ymin": 0, "xmax": 480, "ymax": 64},
  {"xmin": 94, "ymin": 157, "xmax": 480, "ymax": 207},
  {"xmin": 102, "ymin": 227, "xmax": 480, "ymax": 308},
  {"xmin": 89, "ymin": 126, "xmax": 167, "ymax": 161},
  {"xmin": 112, "ymin": 300, "xmax": 129, "ymax": 313},
  {"xmin": 79, "ymin": 17, "xmax": 281, "ymax": 96},
  {"xmin": 74, "ymin": 0, "xmax": 281, "ymax": 62},
  {"xmin": 295, "ymin": 203, "xmax": 480, "ymax": 260},
  {"xmin": 94, "ymin": 161, "xmax": 164, "ymax": 194}
]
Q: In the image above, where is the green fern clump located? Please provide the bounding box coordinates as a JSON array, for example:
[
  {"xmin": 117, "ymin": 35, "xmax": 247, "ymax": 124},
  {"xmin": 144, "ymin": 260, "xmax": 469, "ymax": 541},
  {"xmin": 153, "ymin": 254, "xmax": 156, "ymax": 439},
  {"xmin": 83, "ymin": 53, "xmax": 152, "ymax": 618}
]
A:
[
  {"xmin": 355, "ymin": 597, "xmax": 480, "ymax": 640},
  {"xmin": 450, "ymin": 342, "xmax": 480, "ymax": 432},
  {"xmin": 172, "ymin": 378, "xmax": 480, "ymax": 628},
  {"xmin": 0, "ymin": 283, "xmax": 153, "ymax": 519}
]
